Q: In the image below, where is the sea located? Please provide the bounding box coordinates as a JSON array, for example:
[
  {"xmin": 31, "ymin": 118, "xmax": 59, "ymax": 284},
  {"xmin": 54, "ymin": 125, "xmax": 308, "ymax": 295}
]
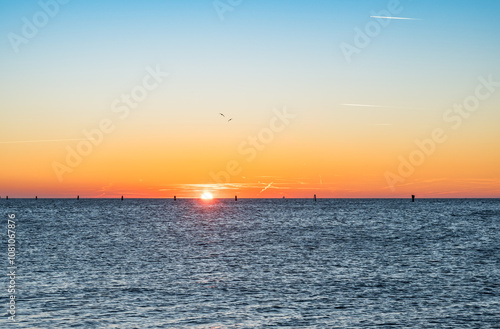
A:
[{"xmin": 1, "ymin": 198, "xmax": 499, "ymax": 328}]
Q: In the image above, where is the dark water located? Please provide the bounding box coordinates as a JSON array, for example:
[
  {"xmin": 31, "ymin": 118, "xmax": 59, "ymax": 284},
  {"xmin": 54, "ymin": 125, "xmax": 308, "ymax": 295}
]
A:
[{"xmin": 1, "ymin": 199, "xmax": 499, "ymax": 328}]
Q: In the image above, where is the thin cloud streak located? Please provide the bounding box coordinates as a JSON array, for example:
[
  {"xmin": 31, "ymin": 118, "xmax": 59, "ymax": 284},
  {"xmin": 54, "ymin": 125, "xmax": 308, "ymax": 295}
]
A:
[
  {"xmin": 342, "ymin": 104, "xmax": 426, "ymax": 112},
  {"xmin": 342, "ymin": 103, "xmax": 385, "ymax": 108},
  {"xmin": 0, "ymin": 138, "xmax": 94, "ymax": 144},
  {"xmin": 370, "ymin": 16, "xmax": 422, "ymax": 20}
]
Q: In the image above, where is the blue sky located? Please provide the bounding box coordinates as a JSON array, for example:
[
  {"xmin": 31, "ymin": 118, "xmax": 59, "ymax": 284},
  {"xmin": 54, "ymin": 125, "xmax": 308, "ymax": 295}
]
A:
[{"xmin": 2, "ymin": 0, "xmax": 499, "ymax": 108}]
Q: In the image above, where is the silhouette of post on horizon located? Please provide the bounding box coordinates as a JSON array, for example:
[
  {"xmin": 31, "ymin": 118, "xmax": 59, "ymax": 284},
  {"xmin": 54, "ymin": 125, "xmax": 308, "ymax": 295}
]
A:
[
  {"xmin": 235, "ymin": 195, "xmax": 238, "ymax": 201},
  {"xmin": 174, "ymin": 196, "xmax": 176, "ymax": 201},
  {"xmin": 121, "ymin": 196, "xmax": 124, "ymax": 201},
  {"xmin": 77, "ymin": 195, "xmax": 79, "ymax": 200},
  {"xmin": 36, "ymin": 196, "xmax": 38, "ymax": 200},
  {"xmin": 412, "ymin": 195, "xmax": 415, "ymax": 202},
  {"xmin": 6, "ymin": 196, "xmax": 8, "ymax": 200},
  {"xmin": 314, "ymin": 194, "xmax": 317, "ymax": 202}
]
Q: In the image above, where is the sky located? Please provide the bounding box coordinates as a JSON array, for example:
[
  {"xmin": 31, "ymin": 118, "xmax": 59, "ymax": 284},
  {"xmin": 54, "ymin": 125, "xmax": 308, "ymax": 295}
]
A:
[{"xmin": 0, "ymin": 0, "xmax": 499, "ymax": 198}]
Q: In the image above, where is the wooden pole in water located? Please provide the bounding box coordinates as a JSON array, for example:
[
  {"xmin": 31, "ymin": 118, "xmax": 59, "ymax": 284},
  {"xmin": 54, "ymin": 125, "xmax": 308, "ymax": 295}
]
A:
[
  {"xmin": 77, "ymin": 195, "xmax": 79, "ymax": 200},
  {"xmin": 174, "ymin": 195, "xmax": 176, "ymax": 201},
  {"xmin": 36, "ymin": 196, "xmax": 38, "ymax": 200},
  {"xmin": 6, "ymin": 196, "xmax": 8, "ymax": 200},
  {"xmin": 412, "ymin": 195, "xmax": 415, "ymax": 202},
  {"xmin": 121, "ymin": 196, "xmax": 124, "ymax": 201},
  {"xmin": 314, "ymin": 194, "xmax": 317, "ymax": 202},
  {"xmin": 235, "ymin": 195, "xmax": 238, "ymax": 201}
]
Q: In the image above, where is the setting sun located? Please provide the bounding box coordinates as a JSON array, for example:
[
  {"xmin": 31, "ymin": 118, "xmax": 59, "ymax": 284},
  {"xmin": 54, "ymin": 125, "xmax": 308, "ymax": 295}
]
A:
[{"xmin": 201, "ymin": 192, "xmax": 214, "ymax": 200}]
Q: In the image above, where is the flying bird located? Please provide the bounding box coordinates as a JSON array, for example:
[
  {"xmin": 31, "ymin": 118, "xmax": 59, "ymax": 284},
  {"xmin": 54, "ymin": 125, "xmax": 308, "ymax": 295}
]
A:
[{"xmin": 219, "ymin": 113, "xmax": 233, "ymax": 122}]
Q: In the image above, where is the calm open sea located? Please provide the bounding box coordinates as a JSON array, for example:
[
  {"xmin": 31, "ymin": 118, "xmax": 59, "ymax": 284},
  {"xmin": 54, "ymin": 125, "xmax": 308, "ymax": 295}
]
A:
[{"xmin": 1, "ymin": 199, "xmax": 499, "ymax": 328}]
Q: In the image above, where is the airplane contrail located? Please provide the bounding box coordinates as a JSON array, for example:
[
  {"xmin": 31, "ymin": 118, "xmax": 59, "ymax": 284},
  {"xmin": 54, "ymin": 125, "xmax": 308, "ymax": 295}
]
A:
[
  {"xmin": 370, "ymin": 16, "xmax": 422, "ymax": 20},
  {"xmin": 0, "ymin": 138, "xmax": 95, "ymax": 144},
  {"xmin": 259, "ymin": 182, "xmax": 274, "ymax": 194}
]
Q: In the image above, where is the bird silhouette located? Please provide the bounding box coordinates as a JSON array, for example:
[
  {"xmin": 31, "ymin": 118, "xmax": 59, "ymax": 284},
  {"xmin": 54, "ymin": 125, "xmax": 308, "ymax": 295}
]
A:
[
  {"xmin": 228, "ymin": 118, "xmax": 232, "ymax": 122},
  {"xmin": 219, "ymin": 113, "xmax": 225, "ymax": 117}
]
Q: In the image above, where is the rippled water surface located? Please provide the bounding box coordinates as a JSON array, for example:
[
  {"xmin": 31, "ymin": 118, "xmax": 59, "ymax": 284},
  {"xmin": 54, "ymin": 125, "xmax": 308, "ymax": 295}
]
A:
[{"xmin": 1, "ymin": 199, "xmax": 499, "ymax": 328}]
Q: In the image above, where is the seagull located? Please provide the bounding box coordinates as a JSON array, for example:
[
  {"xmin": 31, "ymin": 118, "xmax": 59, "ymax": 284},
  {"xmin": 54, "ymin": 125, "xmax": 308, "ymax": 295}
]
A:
[
  {"xmin": 228, "ymin": 118, "xmax": 232, "ymax": 122},
  {"xmin": 219, "ymin": 113, "xmax": 225, "ymax": 117}
]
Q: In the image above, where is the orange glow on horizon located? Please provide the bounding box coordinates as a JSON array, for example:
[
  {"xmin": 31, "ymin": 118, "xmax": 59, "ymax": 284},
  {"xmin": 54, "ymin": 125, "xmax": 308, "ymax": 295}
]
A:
[{"xmin": 201, "ymin": 192, "xmax": 214, "ymax": 200}]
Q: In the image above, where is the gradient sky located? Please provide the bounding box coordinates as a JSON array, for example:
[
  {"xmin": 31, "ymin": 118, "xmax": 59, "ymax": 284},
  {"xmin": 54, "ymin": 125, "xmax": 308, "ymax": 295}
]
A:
[{"xmin": 1, "ymin": 0, "xmax": 499, "ymax": 198}]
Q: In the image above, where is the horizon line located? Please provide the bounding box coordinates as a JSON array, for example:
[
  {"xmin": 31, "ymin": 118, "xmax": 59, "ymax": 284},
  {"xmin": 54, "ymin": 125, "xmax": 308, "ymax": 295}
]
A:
[{"xmin": 1, "ymin": 197, "xmax": 498, "ymax": 200}]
